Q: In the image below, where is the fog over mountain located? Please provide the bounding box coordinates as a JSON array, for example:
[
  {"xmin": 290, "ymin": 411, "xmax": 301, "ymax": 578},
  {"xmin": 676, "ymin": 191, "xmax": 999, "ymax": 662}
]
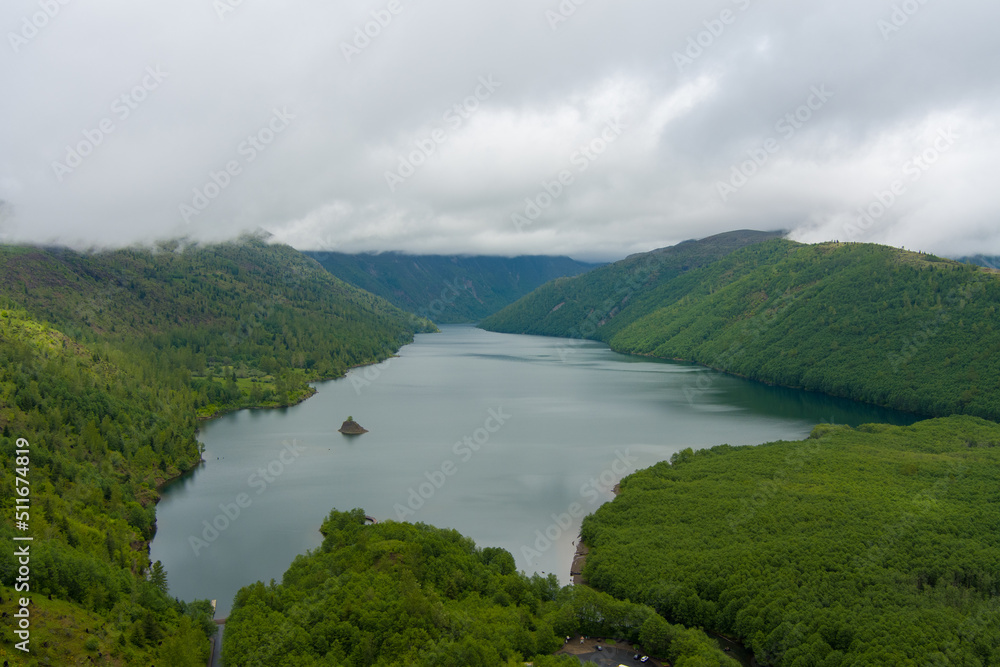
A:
[{"xmin": 2, "ymin": 0, "xmax": 998, "ymax": 261}]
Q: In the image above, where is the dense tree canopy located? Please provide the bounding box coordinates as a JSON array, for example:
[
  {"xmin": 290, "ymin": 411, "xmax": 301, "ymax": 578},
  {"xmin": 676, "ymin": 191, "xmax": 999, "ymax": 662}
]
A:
[
  {"xmin": 224, "ymin": 509, "xmax": 738, "ymax": 666},
  {"xmin": 581, "ymin": 417, "xmax": 1000, "ymax": 666},
  {"xmin": 0, "ymin": 310, "xmax": 214, "ymax": 663}
]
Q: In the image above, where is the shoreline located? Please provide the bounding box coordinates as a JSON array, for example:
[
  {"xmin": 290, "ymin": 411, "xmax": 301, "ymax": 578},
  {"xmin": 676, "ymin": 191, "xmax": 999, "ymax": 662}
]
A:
[
  {"xmin": 150, "ymin": 347, "xmax": 411, "ymax": 549},
  {"xmin": 195, "ymin": 385, "xmax": 318, "ymax": 422},
  {"xmin": 476, "ymin": 326, "xmax": 929, "ymax": 423},
  {"xmin": 570, "ymin": 483, "xmax": 619, "ymax": 585},
  {"xmin": 158, "ymin": 349, "xmax": 409, "ymax": 496}
]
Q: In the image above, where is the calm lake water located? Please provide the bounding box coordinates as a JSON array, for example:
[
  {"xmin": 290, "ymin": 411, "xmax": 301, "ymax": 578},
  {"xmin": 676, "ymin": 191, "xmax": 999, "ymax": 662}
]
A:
[{"xmin": 150, "ymin": 325, "xmax": 918, "ymax": 615}]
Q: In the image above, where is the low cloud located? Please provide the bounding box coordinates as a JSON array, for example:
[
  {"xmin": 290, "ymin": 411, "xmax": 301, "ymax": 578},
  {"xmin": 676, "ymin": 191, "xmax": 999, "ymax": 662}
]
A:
[{"xmin": 2, "ymin": 0, "xmax": 998, "ymax": 260}]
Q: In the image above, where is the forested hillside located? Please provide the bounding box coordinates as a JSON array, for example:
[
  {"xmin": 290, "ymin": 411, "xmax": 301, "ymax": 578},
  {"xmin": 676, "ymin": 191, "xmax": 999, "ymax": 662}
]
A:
[
  {"xmin": 0, "ymin": 310, "xmax": 215, "ymax": 664},
  {"xmin": 0, "ymin": 238, "xmax": 436, "ymax": 417},
  {"xmin": 479, "ymin": 230, "xmax": 783, "ymax": 338},
  {"xmin": 484, "ymin": 238, "xmax": 1000, "ymax": 421},
  {"xmin": 223, "ymin": 508, "xmax": 739, "ymax": 667},
  {"xmin": 608, "ymin": 242, "xmax": 1000, "ymax": 420},
  {"xmin": 305, "ymin": 251, "xmax": 598, "ymax": 323},
  {"xmin": 581, "ymin": 416, "xmax": 1000, "ymax": 665},
  {"xmin": 0, "ymin": 238, "xmax": 433, "ymax": 663}
]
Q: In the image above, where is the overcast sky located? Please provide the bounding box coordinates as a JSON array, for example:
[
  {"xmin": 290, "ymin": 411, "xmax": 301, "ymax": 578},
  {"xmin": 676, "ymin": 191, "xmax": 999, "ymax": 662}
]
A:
[{"xmin": 1, "ymin": 1, "xmax": 998, "ymax": 261}]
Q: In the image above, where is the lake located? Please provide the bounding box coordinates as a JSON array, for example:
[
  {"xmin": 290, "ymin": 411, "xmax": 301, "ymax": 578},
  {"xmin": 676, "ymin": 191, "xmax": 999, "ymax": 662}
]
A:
[{"xmin": 150, "ymin": 325, "xmax": 918, "ymax": 616}]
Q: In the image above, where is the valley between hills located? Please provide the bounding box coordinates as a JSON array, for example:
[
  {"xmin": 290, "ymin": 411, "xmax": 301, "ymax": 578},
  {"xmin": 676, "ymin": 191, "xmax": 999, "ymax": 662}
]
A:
[{"xmin": 1, "ymin": 231, "xmax": 998, "ymax": 666}]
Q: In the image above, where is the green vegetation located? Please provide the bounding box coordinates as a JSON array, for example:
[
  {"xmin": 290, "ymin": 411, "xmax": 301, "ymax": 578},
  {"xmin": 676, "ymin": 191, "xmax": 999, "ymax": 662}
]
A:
[
  {"xmin": 306, "ymin": 251, "xmax": 598, "ymax": 323},
  {"xmin": 224, "ymin": 508, "xmax": 738, "ymax": 666},
  {"xmin": 4, "ymin": 231, "xmax": 999, "ymax": 664},
  {"xmin": 0, "ymin": 238, "xmax": 435, "ymax": 403},
  {"xmin": 581, "ymin": 416, "xmax": 1000, "ymax": 666},
  {"xmin": 0, "ymin": 238, "xmax": 434, "ymax": 663},
  {"xmin": 483, "ymin": 238, "xmax": 1000, "ymax": 421},
  {"xmin": 0, "ymin": 309, "xmax": 215, "ymax": 664},
  {"xmin": 479, "ymin": 229, "xmax": 783, "ymax": 338}
]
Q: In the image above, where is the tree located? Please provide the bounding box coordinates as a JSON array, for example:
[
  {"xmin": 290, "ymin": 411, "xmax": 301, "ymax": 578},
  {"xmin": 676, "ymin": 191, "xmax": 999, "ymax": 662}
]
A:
[
  {"xmin": 640, "ymin": 613, "xmax": 680, "ymax": 657},
  {"xmin": 158, "ymin": 616, "xmax": 207, "ymax": 666},
  {"xmin": 149, "ymin": 560, "xmax": 168, "ymax": 595}
]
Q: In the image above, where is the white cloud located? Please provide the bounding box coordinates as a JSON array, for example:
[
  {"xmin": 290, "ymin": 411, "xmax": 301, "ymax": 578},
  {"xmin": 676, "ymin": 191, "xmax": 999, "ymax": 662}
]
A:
[{"xmin": 2, "ymin": 0, "xmax": 999, "ymax": 259}]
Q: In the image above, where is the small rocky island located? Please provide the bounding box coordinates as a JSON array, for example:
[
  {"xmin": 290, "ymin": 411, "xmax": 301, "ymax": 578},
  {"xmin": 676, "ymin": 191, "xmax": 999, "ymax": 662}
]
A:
[{"xmin": 338, "ymin": 416, "xmax": 369, "ymax": 435}]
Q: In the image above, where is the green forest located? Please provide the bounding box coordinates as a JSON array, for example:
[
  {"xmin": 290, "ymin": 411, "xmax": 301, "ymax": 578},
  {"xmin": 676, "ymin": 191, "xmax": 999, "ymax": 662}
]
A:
[
  {"xmin": 483, "ymin": 238, "xmax": 1000, "ymax": 421},
  {"xmin": 3, "ymin": 233, "xmax": 1000, "ymax": 665},
  {"xmin": 306, "ymin": 251, "xmax": 596, "ymax": 323},
  {"xmin": 479, "ymin": 229, "xmax": 782, "ymax": 339},
  {"xmin": 581, "ymin": 416, "xmax": 1000, "ymax": 666},
  {"xmin": 0, "ymin": 238, "xmax": 433, "ymax": 664},
  {"xmin": 223, "ymin": 508, "xmax": 738, "ymax": 667}
]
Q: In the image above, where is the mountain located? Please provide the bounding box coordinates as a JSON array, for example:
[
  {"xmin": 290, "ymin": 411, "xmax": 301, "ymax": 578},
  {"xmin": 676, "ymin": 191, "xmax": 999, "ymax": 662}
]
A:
[
  {"xmin": 0, "ymin": 238, "xmax": 435, "ymax": 414},
  {"xmin": 581, "ymin": 416, "xmax": 1000, "ymax": 665},
  {"xmin": 483, "ymin": 237, "xmax": 1000, "ymax": 421},
  {"xmin": 958, "ymin": 254, "xmax": 1000, "ymax": 271},
  {"xmin": 304, "ymin": 251, "xmax": 599, "ymax": 323},
  {"xmin": 478, "ymin": 230, "xmax": 785, "ymax": 340},
  {"xmin": 0, "ymin": 238, "xmax": 433, "ymax": 663}
]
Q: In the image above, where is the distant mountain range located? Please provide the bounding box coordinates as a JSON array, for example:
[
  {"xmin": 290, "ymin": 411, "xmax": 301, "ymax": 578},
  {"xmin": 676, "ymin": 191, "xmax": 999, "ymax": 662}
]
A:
[
  {"xmin": 304, "ymin": 251, "xmax": 599, "ymax": 323},
  {"xmin": 958, "ymin": 255, "xmax": 1000, "ymax": 270},
  {"xmin": 482, "ymin": 234, "xmax": 1000, "ymax": 421}
]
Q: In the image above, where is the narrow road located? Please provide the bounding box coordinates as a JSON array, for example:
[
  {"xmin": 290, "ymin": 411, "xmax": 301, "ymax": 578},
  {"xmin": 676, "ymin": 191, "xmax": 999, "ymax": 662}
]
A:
[{"xmin": 210, "ymin": 622, "xmax": 225, "ymax": 667}]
